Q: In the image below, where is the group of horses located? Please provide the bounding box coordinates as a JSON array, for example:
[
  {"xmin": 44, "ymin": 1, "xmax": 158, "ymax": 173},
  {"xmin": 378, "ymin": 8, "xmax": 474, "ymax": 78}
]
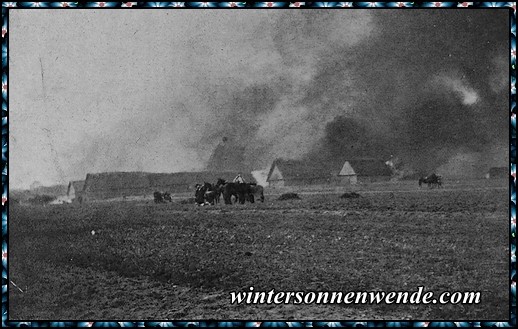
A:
[
  {"xmin": 418, "ymin": 173, "xmax": 443, "ymax": 189},
  {"xmin": 153, "ymin": 178, "xmax": 265, "ymax": 205},
  {"xmin": 195, "ymin": 178, "xmax": 264, "ymax": 205}
]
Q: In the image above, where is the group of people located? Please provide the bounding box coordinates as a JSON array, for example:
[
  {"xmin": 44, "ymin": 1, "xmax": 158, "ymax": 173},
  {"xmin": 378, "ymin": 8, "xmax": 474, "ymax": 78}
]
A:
[
  {"xmin": 194, "ymin": 174, "xmax": 262, "ymax": 206},
  {"xmin": 194, "ymin": 183, "xmax": 217, "ymax": 206}
]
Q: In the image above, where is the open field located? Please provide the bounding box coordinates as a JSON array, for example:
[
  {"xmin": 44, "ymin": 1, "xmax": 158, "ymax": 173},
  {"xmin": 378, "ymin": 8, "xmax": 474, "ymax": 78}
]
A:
[{"xmin": 9, "ymin": 179, "xmax": 509, "ymax": 320}]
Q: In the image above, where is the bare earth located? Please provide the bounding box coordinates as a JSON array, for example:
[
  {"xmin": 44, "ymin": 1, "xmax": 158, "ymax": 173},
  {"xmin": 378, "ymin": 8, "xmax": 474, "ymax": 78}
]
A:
[{"xmin": 8, "ymin": 179, "xmax": 509, "ymax": 321}]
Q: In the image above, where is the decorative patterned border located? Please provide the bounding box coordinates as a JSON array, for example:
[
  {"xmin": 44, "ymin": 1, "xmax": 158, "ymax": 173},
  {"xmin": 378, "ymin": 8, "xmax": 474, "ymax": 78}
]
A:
[{"xmin": 0, "ymin": 2, "xmax": 515, "ymax": 327}]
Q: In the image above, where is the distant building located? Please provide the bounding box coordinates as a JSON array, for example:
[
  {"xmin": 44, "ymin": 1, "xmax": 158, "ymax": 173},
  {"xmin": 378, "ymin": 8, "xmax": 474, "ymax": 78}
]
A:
[
  {"xmin": 338, "ymin": 159, "xmax": 393, "ymax": 184},
  {"xmin": 266, "ymin": 158, "xmax": 392, "ymax": 187},
  {"xmin": 82, "ymin": 172, "xmax": 149, "ymax": 201},
  {"xmin": 486, "ymin": 167, "xmax": 507, "ymax": 179},
  {"xmin": 29, "ymin": 184, "xmax": 68, "ymax": 197},
  {"xmin": 337, "ymin": 161, "xmax": 357, "ymax": 185},
  {"xmin": 67, "ymin": 180, "xmax": 85, "ymax": 202},
  {"xmin": 266, "ymin": 159, "xmax": 336, "ymax": 187}
]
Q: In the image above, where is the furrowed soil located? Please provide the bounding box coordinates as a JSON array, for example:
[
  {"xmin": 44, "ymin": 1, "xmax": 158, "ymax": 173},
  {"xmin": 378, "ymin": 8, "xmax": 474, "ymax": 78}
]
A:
[{"xmin": 8, "ymin": 180, "xmax": 509, "ymax": 321}]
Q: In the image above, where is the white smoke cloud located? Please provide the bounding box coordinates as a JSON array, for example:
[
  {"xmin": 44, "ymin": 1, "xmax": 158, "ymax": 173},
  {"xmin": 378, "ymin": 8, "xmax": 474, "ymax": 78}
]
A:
[{"xmin": 434, "ymin": 75, "xmax": 480, "ymax": 105}]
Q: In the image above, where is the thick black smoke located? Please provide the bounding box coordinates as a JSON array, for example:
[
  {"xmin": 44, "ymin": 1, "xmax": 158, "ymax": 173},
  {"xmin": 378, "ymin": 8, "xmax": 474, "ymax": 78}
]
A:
[
  {"xmin": 206, "ymin": 10, "xmax": 507, "ymax": 177},
  {"xmin": 300, "ymin": 10, "xmax": 508, "ymax": 177}
]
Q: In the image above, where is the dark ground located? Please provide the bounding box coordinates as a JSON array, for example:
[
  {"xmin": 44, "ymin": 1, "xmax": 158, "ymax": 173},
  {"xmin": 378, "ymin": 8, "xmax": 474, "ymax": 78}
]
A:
[{"xmin": 8, "ymin": 179, "xmax": 509, "ymax": 321}]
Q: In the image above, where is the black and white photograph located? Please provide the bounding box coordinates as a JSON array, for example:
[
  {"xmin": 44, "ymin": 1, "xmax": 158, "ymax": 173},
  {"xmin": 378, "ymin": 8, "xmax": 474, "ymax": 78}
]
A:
[{"xmin": 7, "ymin": 5, "xmax": 511, "ymax": 322}]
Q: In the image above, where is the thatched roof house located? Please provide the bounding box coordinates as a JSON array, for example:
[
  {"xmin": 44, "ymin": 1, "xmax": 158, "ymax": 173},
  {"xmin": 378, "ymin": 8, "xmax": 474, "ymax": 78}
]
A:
[
  {"xmin": 82, "ymin": 172, "xmax": 148, "ymax": 201},
  {"xmin": 82, "ymin": 171, "xmax": 255, "ymax": 201},
  {"xmin": 266, "ymin": 159, "xmax": 337, "ymax": 187},
  {"xmin": 30, "ymin": 184, "xmax": 68, "ymax": 197},
  {"xmin": 337, "ymin": 159, "xmax": 393, "ymax": 184}
]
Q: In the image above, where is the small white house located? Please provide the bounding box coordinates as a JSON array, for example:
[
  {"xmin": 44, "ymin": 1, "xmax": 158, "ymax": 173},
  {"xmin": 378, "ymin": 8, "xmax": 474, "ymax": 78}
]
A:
[{"xmin": 337, "ymin": 161, "xmax": 358, "ymax": 185}]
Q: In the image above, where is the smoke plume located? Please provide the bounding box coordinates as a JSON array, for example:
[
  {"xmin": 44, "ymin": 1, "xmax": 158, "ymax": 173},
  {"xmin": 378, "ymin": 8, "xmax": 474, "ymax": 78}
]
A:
[{"xmin": 69, "ymin": 9, "xmax": 510, "ymax": 180}]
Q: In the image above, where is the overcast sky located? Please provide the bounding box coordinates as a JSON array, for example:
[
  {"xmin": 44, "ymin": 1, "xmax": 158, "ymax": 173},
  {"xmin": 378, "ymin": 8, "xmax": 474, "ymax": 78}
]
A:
[{"xmin": 9, "ymin": 9, "xmax": 509, "ymax": 189}]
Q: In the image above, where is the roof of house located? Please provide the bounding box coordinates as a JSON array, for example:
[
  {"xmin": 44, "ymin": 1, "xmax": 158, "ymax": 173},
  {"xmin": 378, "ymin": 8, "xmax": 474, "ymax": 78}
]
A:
[
  {"xmin": 267, "ymin": 158, "xmax": 392, "ymax": 182},
  {"xmin": 67, "ymin": 180, "xmax": 85, "ymax": 195},
  {"xmin": 342, "ymin": 159, "xmax": 392, "ymax": 177},
  {"xmin": 83, "ymin": 172, "xmax": 150, "ymax": 193},
  {"xmin": 30, "ymin": 184, "xmax": 68, "ymax": 197},
  {"xmin": 339, "ymin": 161, "xmax": 356, "ymax": 176},
  {"xmin": 266, "ymin": 159, "xmax": 337, "ymax": 182}
]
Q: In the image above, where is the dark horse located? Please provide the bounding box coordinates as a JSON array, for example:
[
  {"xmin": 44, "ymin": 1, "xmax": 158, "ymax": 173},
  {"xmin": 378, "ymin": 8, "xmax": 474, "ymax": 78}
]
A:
[
  {"xmin": 217, "ymin": 178, "xmax": 264, "ymax": 204},
  {"xmin": 418, "ymin": 173, "xmax": 442, "ymax": 189},
  {"xmin": 246, "ymin": 183, "xmax": 265, "ymax": 203},
  {"xmin": 217, "ymin": 178, "xmax": 246, "ymax": 204}
]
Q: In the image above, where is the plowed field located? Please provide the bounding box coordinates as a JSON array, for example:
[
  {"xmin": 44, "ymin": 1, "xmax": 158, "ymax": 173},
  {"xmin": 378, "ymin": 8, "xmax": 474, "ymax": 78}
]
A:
[{"xmin": 9, "ymin": 180, "xmax": 509, "ymax": 321}]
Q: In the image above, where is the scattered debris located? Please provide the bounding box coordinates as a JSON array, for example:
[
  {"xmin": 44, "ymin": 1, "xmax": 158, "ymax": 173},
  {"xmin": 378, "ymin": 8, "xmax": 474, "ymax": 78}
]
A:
[
  {"xmin": 340, "ymin": 192, "xmax": 361, "ymax": 199},
  {"xmin": 278, "ymin": 193, "xmax": 300, "ymax": 201}
]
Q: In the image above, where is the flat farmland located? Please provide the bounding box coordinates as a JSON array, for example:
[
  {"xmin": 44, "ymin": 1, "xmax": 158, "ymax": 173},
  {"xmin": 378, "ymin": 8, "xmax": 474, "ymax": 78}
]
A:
[{"xmin": 8, "ymin": 180, "xmax": 509, "ymax": 320}]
